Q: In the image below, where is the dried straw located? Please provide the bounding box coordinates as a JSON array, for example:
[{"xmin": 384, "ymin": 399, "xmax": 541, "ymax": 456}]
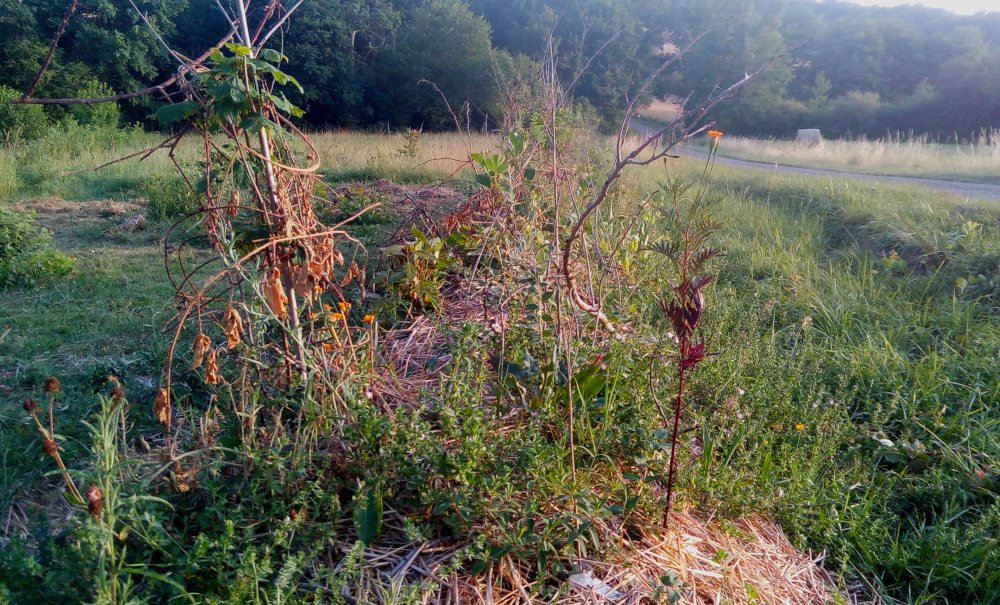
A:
[{"xmin": 332, "ymin": 507, "xmax": 859, "ymax": 605}]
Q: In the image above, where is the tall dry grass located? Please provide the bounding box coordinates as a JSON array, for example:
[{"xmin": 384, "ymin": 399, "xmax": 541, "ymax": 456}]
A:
[
  {"xmin": 700, "ymin": 129, "xmax": 1000, "ymax": 183},
  {"xmin": 311, "ymin": 130, "xmax": 496, "ymax": 183}
]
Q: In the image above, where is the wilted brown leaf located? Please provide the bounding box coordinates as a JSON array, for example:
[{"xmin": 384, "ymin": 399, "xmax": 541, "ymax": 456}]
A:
[
  {"xmin": 191, "ymin": 333, "xmax": 211, "ymax": 370},
  {"xmin": 223, "ymin": 305, "xmax": 243, "ymax": 349},
  {"xmin": 264, "ymin": 267, "xmax": 288, "ymax": 318},
  {"xmin": 205, "ymin": 348, "xmax": 220, "ymax": 385},
  {"xmin": 153, "ymin": 388, "xmax": 170, "ymax": 425}
]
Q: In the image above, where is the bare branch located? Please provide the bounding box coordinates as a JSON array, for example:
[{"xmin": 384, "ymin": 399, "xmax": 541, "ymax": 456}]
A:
[
  {"xmin": 10, "ymin": 32, "xmax": 235, "ymax": 105},
  {"xmin": 562, "ymin": 39, "xmax": 809, "ymax": 333},
  {"xmin": 22, "ymin": 0, "xmax": 79, "ymax": 99},
  {"xmin": 617, "ymin": 21, "xmax": 728, "ymax": 161},
  {"xmin": 256, "ymin": 0, "xmax": 307, "ymax": 49},
  {"xmin": 127, "ymin": 0, "xmax": 191, "ymax": 69}
]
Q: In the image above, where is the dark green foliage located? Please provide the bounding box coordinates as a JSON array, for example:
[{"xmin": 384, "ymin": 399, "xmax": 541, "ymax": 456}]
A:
[
  {"xmin": 0, "ymin": 205, "xmax": 73, "ymax": 287},
  {"xmin": 370, "ymin": 0, "xmax": 496, "ymax": 130},
  {"xmin": 0, "ymin": 85, "xmax": 49, "ymax": 141}
]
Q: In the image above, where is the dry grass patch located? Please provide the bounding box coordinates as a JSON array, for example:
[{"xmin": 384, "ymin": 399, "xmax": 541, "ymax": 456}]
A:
[{"xmin": 701, "ymin": 131, "xmax": 1000, "ymax": 183}]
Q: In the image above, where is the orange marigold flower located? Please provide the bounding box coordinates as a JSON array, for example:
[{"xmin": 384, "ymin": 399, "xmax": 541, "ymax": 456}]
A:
[
  {"xmin": 362, "ymin": 314, "xmax": 375, "ymax": 323},
  {"xmin": 708, "ymin": 130, "xmax": 724, "ymax": 139},
  {"xmin": 323, "ymin": 343, "xmax": 333, "ymax": 351},
  {"xmin": 795, "ymin": 423, "xmax": 805, "ymax": 431},
  {"xmin": 328, "ymin": 312, "xmax": 343, "ymax": 321},
  {"xmin": 337, "ymin": 301, "xmax": 350, "ymax": 311}
]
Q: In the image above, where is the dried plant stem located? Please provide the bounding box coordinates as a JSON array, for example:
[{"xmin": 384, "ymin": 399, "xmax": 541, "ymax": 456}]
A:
[{"xmin": 27, "ymin": 409, "xmax": 83, "ymax": 503}]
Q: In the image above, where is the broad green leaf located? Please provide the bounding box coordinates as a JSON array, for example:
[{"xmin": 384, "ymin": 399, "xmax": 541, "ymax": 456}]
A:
[
  {"xmin": 258, "ymin": 48, "xmax": 285, "ymax": 63},
  {"xmin": 152, "ymin": 101, "xmax": 199, "ymax": 126}
]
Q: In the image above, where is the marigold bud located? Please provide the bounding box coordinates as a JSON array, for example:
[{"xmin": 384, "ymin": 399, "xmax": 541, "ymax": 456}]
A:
[
  {"xmin": 44, "ymin": 376, "xmax": 60, "ymax": 394},
  {"xmin": 42, "ymin": 439, "xmax": 58, "ymax": 455},
  {"xmin": 23, "ymin": 398, "xmax": 40, "ymax": 413}
]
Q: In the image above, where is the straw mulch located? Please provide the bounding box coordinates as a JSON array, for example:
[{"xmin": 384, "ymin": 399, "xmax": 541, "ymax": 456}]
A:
[
  {"xmin": 330, "ymin": 507, "xmax": 854, "ymax": 605},
  {"xmin": 372, "ymin": 292, "xmax": 491, "ymax": 410}
]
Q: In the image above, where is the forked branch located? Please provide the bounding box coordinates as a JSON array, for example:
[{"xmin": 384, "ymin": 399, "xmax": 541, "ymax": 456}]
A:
[{"xmin": 562, "ymin": 39, "xmax": 806, "ymax": 333}]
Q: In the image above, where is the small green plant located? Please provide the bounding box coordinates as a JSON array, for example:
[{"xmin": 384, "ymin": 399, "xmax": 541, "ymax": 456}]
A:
[
  {"xmin": 376, "ymin": 227, "xmax": 457, "ymax": 311},
  {"xmin": 139, "ymin": 173, "xmax": 200, "ymax": 220},
  {"xmin": 651, "ymin": 569, "xmax": 689, "ymax": 604},
  {"xmin": 397, "ymin": 128, "xmax": 421, "ymax": 159},
  {"xmin": 0, "ymin": 205, "xmax": 74, "ymax": 287}
]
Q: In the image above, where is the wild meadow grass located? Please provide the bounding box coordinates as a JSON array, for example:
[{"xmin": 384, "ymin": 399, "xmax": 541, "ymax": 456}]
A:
[
  {"xmin": 691, "ymin": 130, "xmax": 1000, "ymax": 184},
  {"xmin": 1, "ymin": 128, "xmax": 999, "ymax": 603},
  {"xmin": 635, "ymin": 158, "xmax": 1000, "ymax": 600}
]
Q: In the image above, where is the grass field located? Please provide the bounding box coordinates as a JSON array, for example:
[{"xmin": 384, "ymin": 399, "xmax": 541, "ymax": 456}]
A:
[
  {"xmin": 689, "ymin": 130, "xmax": 1000, "ymax": 184},
  {"xmin": 2, "ymin": 126, "xmax": 999, "ymax": 603}
]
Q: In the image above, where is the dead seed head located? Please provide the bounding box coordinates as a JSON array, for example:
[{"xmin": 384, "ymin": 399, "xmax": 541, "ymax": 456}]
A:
[
  {"xmin": 44, "ymin": 376, "xmax": 60, "ymax": 394},
  {"xmin": 23, "ymin": 398, "xmax": 40, "ymax": 413},
  {"xmin": 86, "ymin": 484, "xmax": 103, "ymax": 516},
  {"xmin": 110, "ymin": 386, "xmax": 125, "ymax": 404},
  {"xmin": 42, "ymin": 439, "xmax": 58, "ymax": 455}
]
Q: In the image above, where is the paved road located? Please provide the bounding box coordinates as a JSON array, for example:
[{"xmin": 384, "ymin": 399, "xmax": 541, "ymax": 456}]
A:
[{"xmin": 630, "ymin": 121, "xmax": 1000, "ymax": 202}]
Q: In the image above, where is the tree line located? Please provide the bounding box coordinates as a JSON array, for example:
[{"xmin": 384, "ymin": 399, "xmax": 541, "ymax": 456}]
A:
[{"xmin": 1, "ymin": 0, "xmax": 999, "ymax": 139}]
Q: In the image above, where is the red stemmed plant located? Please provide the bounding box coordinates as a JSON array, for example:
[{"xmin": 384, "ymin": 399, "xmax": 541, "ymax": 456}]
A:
[{"xmin": 649, "ymin": 163, "xmax": 724, "ymax": 527}]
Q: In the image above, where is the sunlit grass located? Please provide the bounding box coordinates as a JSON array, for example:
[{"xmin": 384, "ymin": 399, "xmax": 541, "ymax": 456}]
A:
[{"xmin": 688, "ymin": 130, "xmax": 1000, "ymax": 183}]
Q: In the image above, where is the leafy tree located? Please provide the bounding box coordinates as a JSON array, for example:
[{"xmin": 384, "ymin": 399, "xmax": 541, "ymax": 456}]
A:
[
  {"xmin": 283, "ymin": 0, "xmax": 399, "ymax": 126},
  {"xmin": 665, "ymin": 0, "xmax": 793, "ymax": 133},
  {"xmin": 370, "ymin": 0, "xmax": 496, "ymax": 130}
]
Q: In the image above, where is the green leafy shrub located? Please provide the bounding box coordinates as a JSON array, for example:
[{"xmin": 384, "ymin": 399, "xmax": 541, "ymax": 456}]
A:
[
  {"xmin": 0, "ymin": 85, "xmax": 49, "ymax": 142},
  {"xmin": 139, "ymin": 174, "xmax": 200, "ymax": 220},
  {"xmin": 0, "ymin": 205, "xmax": 74, "ymax": 287},
  {"xmin": 0, "ymin": 148, "xmax": 18, "ymax": 198}
]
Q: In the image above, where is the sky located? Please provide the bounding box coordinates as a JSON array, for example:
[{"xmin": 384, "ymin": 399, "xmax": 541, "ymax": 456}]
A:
[{"xmin": 844, "ymin": 0, "xmax": 998, "ymax": 14}]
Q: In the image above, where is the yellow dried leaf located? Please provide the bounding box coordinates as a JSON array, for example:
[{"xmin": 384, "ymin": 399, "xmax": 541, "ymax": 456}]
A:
[
  {"xmin": 223, "ymin": 305, "xmax": 243, "ymax": 349},
  {"xmin": 294, "ymin": 264, "xmax": 313, "ymax": 302},
  {"xmin": 264, "ymin": 267, "xmax": 288, "ymax": 318},
  {"xmin": 153, "ymin": 388, "xmax": 170, "ymax": 425},
  {"xmin": 205, "ymin": 348, "xmax": 220, "ymax": 385},
  {"xmin": 191, "ymin": 333, "xmax": 211, "ymax": 370},
  {"xmin": 340, "ymin": 262, "xmax": 360, "ymax": 287},
  {"xmin": 228, "ymin": 190, "xmax": 240, "ymax": 216}
]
